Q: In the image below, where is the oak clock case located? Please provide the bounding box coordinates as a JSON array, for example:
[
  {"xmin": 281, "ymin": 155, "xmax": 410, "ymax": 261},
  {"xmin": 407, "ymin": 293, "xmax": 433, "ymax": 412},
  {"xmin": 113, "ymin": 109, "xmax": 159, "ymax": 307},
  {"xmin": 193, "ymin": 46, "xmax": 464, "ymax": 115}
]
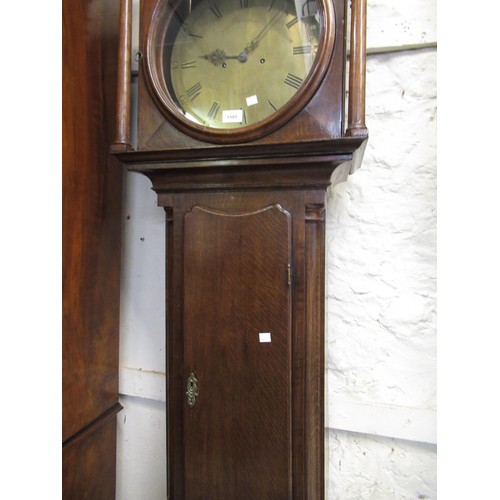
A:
[
  {"xmin": 145, "ymin": 0, "xmax": 335, "ymax": 141},
  {"xmin": 112, "ymin": 0, "xmax": 367, "ymax": 497}
]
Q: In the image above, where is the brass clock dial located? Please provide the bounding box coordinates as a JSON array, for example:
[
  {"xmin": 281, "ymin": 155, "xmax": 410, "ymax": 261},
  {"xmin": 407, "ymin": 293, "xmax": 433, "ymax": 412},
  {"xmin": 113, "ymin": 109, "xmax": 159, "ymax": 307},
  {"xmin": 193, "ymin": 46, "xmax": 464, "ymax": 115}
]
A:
[{"xmin": 146, "ymin": 0, "xmax": 334, "ymax": 141}]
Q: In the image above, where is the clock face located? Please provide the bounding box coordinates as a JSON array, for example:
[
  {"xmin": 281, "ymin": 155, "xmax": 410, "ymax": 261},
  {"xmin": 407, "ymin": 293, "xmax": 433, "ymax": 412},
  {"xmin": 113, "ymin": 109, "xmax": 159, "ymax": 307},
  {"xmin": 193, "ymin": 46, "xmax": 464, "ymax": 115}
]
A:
[{"xmin": 146, "ymin": 0, "xmax": 334, "ymax": 141}]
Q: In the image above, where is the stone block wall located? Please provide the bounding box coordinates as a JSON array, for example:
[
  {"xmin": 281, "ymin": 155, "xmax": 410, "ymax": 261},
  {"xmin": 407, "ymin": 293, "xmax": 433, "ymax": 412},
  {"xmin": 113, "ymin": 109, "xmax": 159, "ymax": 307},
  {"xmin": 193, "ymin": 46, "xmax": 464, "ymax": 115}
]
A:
[
  {"xmin": 324, "ymin": 2, "xmax": 436, "ymax": 497},
  {"xmin": 327, "ymin": 44, "xmax": 438, "ymax": 413}
]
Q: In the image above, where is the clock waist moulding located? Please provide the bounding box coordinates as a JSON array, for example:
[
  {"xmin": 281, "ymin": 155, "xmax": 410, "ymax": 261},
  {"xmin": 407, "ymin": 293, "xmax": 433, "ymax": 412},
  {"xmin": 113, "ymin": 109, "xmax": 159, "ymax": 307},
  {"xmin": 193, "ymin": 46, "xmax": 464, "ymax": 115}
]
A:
[{"xmin": 111, "ymin": 0, "xmax": 368, "ymax": 498}]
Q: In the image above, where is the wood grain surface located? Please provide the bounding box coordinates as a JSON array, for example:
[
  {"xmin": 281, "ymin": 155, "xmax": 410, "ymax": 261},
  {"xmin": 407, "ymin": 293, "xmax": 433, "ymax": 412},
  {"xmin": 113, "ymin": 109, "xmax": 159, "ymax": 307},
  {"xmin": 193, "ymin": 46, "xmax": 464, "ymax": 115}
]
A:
[{"xmin": 63, "ymin": 0, "xmax": 122, "ymax": 497}]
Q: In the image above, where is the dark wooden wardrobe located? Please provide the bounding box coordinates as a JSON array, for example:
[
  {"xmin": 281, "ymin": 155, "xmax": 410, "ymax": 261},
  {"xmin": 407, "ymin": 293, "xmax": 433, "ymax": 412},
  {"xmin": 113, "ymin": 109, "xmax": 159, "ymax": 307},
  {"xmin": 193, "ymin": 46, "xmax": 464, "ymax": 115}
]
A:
[{"xmin": 62, "ymin": 0, "xmax": 122, "ymax": 497}]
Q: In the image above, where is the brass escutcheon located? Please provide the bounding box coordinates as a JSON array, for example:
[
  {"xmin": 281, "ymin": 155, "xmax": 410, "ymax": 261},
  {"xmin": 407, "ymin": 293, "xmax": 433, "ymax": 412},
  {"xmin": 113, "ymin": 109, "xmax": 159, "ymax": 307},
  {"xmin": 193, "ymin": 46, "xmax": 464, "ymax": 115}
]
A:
[{"xmin": 186, "ymin": 372, "xmax": 199, "ymax": 408}]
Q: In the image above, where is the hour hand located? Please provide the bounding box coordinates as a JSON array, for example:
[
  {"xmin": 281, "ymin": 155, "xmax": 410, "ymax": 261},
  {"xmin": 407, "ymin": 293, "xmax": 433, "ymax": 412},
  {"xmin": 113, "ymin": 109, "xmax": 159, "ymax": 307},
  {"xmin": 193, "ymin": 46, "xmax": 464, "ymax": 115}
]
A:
[
  {"xmin": 202, "ymin": 49, "xmax": 248, "ymax": 65},
  {"xmin": 201, "ymin": 48, "xmax": 229, "ymax": 65}
]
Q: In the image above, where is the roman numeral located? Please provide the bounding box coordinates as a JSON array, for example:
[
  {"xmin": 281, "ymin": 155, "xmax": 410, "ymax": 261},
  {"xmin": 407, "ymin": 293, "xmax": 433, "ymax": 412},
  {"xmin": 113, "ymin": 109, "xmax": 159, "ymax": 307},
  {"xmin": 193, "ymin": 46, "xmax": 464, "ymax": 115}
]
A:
[
  {"xmin": 181, "ymin": 60, "xmax": 197, "ymax": 68},
  {"xmin": 240, "ymin": 0, "xmax": 248, "ymax": 8},
  {"xmin": 186, "ymin": 82, "xmax": 202, "ymax": 101},
  {"xmin": 285, "ymin": 16, "xmax": 298, "ymax": 29},
  {"xmin": 293, "ymin": 45, "xmax": 311, "ymax": 55},
  {"xmin": 209, "ymin": 0, "xmax": 223, "ymax": 18},
  {"xmin": 207, "ymin": 101, "xmax": 220, "ymax": 119},
  {"xmin": 268, "ymin": 99, "xmax": 278, "ymax": 111},
  {"xmin": 284, "ymin": 73, "xmax": 303, "ymax": 90}
]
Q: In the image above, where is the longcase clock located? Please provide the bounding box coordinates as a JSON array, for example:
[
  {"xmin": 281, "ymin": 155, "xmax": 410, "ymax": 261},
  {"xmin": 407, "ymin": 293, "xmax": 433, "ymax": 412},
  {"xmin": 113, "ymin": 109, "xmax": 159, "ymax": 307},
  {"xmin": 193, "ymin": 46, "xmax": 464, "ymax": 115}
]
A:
[{"xmin": 112, "ymin": 0, "xmax": 368, "ymax": 497}]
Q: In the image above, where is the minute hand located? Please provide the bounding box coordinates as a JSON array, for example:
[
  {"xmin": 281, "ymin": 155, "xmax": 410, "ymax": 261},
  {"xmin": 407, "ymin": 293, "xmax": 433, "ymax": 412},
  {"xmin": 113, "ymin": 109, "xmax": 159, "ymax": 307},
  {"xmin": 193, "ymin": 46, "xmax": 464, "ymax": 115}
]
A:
[{"xmin": 243, "ymin": 9, "xmax": 286, "ymax": 54}]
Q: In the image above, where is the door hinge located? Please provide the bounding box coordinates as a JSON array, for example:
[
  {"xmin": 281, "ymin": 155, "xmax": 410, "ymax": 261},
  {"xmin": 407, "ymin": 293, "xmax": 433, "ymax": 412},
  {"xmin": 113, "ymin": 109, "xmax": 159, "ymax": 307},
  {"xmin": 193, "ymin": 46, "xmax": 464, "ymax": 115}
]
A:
[{"xmin": 287, "ymin": 264, "xmax": 293, "ymax": 286}]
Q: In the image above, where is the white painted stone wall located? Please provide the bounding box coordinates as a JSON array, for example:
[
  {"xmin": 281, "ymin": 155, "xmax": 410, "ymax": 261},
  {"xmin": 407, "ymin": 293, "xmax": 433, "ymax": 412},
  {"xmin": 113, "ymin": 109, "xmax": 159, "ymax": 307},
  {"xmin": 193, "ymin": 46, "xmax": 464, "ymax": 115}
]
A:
[
  {"xmin": 326, "ymin": 48, "xmax": 437, "ymax": 436},
  {"xmin": 326, "ymin": 430, "xmax": 436, "ymax": 499},
  {"xmin": 117, "ymin": 1, "xmax": 437, "ymax": 498}
]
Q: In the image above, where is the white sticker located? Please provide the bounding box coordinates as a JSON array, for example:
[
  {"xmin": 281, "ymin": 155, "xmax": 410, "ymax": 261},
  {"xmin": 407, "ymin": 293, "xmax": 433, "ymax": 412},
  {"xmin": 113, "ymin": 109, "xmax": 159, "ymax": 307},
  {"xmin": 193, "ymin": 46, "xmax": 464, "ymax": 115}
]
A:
[
  {"xmin": 246, "ymin": 95, "xmax": 258, "ymax": 106},
  {"xmin": 259, "ymin": 332, "xmax": 272, "ymax": 343},
  {"xmin": 222, "ymin": 109, "xmax": 243, "ymax": 123}
]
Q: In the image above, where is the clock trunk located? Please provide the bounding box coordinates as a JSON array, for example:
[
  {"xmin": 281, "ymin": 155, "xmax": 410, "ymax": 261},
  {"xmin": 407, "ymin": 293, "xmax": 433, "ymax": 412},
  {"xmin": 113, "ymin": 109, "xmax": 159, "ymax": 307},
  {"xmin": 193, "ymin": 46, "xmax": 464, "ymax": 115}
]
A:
[{"xmin": 163, "ymin": 189, "xmax": 328, "ymax": 499}]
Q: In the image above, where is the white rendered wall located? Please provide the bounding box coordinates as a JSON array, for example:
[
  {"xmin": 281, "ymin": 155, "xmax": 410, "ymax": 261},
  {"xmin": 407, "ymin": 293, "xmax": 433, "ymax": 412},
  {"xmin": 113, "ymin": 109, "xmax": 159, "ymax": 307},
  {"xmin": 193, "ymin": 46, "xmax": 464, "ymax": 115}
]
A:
[{"xmin": 116, "ymin": 1, "xmax": 437, "ymax": 498}]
